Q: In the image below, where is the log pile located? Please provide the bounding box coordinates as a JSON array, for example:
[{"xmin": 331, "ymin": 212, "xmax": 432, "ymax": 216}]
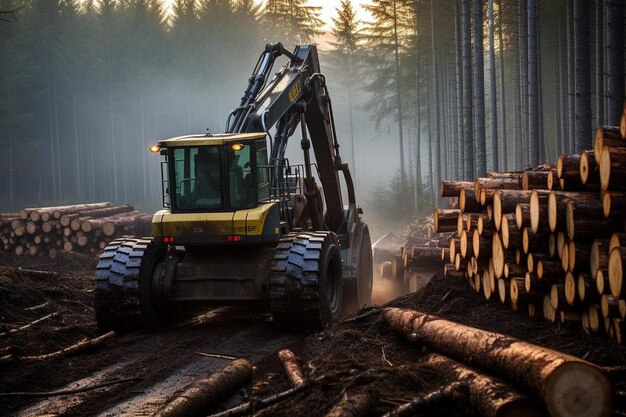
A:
[
  {"xmin": 393, "ymin": 216, "xmax": 453, "ymax": 291},
  {"xmin": 406, "ymin": 105, "xmax": 626, "ymax": 345},
  {"xmin": 0, "ymin": 203, "xmax": 152, "ymax": 258}
]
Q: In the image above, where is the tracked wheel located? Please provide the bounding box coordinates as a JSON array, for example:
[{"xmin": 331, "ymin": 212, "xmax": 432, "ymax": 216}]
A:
[
  {"xmin": 343, "ymin": 224, "xmax": 373, "ymax": 312},
  {"xmin": 94, "ymin": 237, "xmax": 166, "ymax": 332},
  {"xmin": 270, "ymin": 232, "xmax": 343, "ymax": 329}
]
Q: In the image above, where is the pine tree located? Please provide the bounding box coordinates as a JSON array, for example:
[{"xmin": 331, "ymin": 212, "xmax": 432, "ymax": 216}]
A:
[
  {"xmin": 328, "ymin": 0, "xmax": 363, "ymax": 174},
  {"xmin": 261, "ymin": 0, "xmax": 323, "ymax": 46},
  {"xmin": 362, "ymin": 0, "xmax": 415, "ymax": 186}
]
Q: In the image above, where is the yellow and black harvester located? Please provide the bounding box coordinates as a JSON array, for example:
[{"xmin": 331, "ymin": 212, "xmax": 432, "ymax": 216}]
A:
[{"xmin": 94, "ymin": 43, "xmax": 372, "ymax": 330}]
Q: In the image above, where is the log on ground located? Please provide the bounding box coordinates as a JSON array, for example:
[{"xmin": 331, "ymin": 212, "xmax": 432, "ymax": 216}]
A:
[
  {"xmin": 154, "ymin": 358, "xmax": 253, "ymax": 417},
  {"xmin": 383, "ymin": 307, "xmax": 613, "ymax": 417}
]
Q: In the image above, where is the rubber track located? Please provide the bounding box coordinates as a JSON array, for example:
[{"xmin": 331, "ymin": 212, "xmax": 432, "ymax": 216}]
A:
[
  {"xmin": 270, "ymin": 232, "xmax": 333, "ymax": 327},
  {"xmin": 94, "ymin": 237, "xmax": 153, "ymax": 330}
]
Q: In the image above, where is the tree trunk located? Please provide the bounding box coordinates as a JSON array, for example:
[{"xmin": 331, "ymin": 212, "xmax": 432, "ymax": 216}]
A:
[
  {"xmin": 462, "ymin": 0, "xmax": 474, "ymax": 179},
  {"xmin": 605, "ymin": 0, "xmax": 624, "ymax": 125},
  {"xmin": 383, "ymin": 308, "xmax": 613, "ymax": 417},
  {"xmin": 595, "ymin": 0, "xmax": 605, "ymax": 125},
  {"xmin": 497, "ymin": 0, "xmax": 508, "ymax": 170},
  {"xmin": 527, "ymin": 0, "xmax": 540, "ymax": 166},
  {"xmin": 473, "ymin": 0, "xmax": 486, "ymax": 176},
  {"xmin": 487, "ymin": 0, "xmax": 498, "ymax": 171},
  {"xmin": 574, "ymin": 0, "xmax": 593, "ymax": 151}
]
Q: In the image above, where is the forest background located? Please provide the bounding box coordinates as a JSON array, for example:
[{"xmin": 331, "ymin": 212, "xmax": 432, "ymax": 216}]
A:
[{"xmin": 0, "ymin": 0, "xmax": 624, "ymax": 234}]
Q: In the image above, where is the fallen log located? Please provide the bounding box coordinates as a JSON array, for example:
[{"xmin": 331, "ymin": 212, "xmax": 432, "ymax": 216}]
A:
[
  {"xmin": 324, "ymin": 392, "xmax": 372, "ymax": 417},
  {"xmin": 155, "ymin": 359, "xmax": 253, "ymax": 417},
  {"xmin": 383, "ymin": 307, "xmax": 613, "ymax": 417},
  {"xmin": 382, "ymin": 381, "xmax": 469, "ymax": 417},
  {"xmin": 278, "ymin": 349, "xmax": 305, "ymax": 387},
  {"xmin": 18, "ymin": 331, "xmax": 115, "ymax": 361},
  {"xmin": 565, "ymin": 200, "xmax": 622, "ymax": 240},
  {"xmin": 423, "ymin": 355, "xmax": 540, "ymax": 417}
]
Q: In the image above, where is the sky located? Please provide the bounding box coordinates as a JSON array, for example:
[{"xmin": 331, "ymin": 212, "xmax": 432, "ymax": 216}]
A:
[{"xmin": 160, "ymin": 0, "xmax": 373, "ymax": 30}]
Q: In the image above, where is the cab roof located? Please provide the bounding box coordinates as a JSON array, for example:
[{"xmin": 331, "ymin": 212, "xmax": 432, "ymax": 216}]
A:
[{"xmin": 158, "ymin": 132, "xmax": 267, "ymax": 147}]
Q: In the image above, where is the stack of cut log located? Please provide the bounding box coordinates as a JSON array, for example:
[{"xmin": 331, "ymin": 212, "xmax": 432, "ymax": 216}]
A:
[
  {"xmin": 388, "ymin": 216, "xmax": 453, "ymax": 291},
  {"xmin": 404, "ymin": 104, "xmax": 626, "ymax": 344},
  {"xmin": 0, "ymin": 202, "xmax": 152, "ymax": 258}
]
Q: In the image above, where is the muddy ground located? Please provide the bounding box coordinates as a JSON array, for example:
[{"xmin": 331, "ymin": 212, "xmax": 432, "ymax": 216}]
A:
[{"xmin": 1, "ymin": 255, "xmax": 625, "ymax": 417}]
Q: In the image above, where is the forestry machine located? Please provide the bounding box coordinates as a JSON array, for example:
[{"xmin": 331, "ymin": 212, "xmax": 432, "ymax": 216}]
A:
[{"xmin": 94, "ymin": 43, "xmax": 373, "ymax": 330}]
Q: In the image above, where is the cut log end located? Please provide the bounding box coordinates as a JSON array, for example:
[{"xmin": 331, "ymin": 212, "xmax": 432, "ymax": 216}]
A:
[{"xmin": 544, "ymin": 362, "xmax": 613, "ymax": 417}]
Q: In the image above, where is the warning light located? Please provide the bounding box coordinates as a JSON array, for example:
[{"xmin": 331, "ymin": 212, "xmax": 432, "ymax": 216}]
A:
[
  {"xmin": 149, "ymin": 145, "xmax": 160, "ymax": 153},
  {"xmin": 231, "ymin": 143, "xmax": 244, "ymax": 151},
  {"xmin": 227, "ymin": 235, "xmax": 241, "ymax": 242},
  {"xmin": 163, "ymin": 236, "xmax": 175, "ymax": 244}
]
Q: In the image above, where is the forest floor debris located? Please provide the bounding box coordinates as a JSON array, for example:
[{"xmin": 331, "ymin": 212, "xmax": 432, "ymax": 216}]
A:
[{"xmin": 1, "ymin": 248, "xmax": 625, "ymax": 416}]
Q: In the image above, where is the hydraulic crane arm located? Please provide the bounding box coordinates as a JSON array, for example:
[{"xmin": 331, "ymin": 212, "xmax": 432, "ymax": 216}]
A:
[{"xmin": 226, "ymin": 43, "xmax": 355, "ymax": 233}]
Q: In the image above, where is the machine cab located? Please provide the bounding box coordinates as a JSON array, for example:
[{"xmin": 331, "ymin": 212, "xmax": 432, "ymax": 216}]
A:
[
  {"xmin": 151, "ymin": 133, "xmax": 280, "ymax": 245},
  {"xmin": 158, "ymin": 133, "xmax": 270, "ymax": 213}
]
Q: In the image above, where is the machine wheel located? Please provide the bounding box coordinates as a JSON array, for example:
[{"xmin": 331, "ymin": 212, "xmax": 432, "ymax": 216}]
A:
[
  {"xmin": 270, "ymin": 232, "xmax": 343, "ymax": 329},
  {"xmin": 94, "ymin": 237, "xmax": 166, "ymax": 332},
  {"xmin": 343, "ymin": 224, "xmax": 373, "ymax": 312}
]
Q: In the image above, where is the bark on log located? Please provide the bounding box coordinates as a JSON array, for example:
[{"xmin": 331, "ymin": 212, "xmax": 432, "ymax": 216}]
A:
[
  {"xmin": 278, "ymin": 349, "xmax": 305, "ymax": 387},
  {"xmin": 324, "ymin": 392, "xmax": 372, "ymax": 417},
  {"xmin": 459, "ymin": 188, "xmax": 484, "ymax": 213},
  {"xmin": 610, "ymin": 233, "xmax": 626, "ymax": 253},
  {"xmin": 547, "ymin": 191, "xmax": 598, "ymax": 233},
  {"xmin": 154, "ymin": 359, "xmax": 253, "ymax": 417},
  {"xmin": 383, "ymin": 308, "xmax": 613, "ymax": 417},
  {"xmin": 566, "ymin": 200, "xmax": 622, "ymax": 240},
  {"xmin": 600, "ymin": 146, "xmax": 626, "ymax": 191},
  {"xmin": 440, "ymin": 181, "xmax": 474, "ymax": 197},
  {"xmin": 434, "ymin": 209, "xmax": 460, "ymax": 233},
  {"xmin": 493, "ymin": 190, "xmax": 534, "ymax": 231},
  {"xmin": 522, "ymin": 170, "xmax": 550, "ymax": 190},
  {"xmin": 475, "ymin": 176, "xmax": 522, "ymax": 200},
  {"xmin": 423, "ymin": 354, "xmax": 540, "ymax": 417},
  {"xmin": 556, "ymin": 154, "xmax": 582, "ymax": 181}
]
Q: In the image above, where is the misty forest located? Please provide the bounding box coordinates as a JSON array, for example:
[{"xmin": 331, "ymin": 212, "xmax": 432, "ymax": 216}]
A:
[{"xmin": 0, "ymin": 0, "xmax": 625, "ymax": 231}]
